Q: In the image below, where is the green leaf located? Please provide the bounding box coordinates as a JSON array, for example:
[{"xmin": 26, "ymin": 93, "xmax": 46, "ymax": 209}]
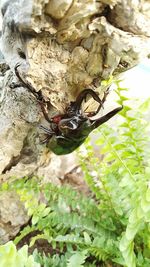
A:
[
  {"xmin": 0, "ymin": 242, "xmax": 40, "ymax": 267},
  {"xmin": 126, "ymin": 222, "xmax": 141, "ymax": 241},
  {"xmin": 42, "ymin": 207, "xmax": 51, "ymax": 217},
  {"xmin": 120, "ymin": 235, "xmax": 129, "ymax": 252},
  {"xmin": 83, "ymin": 232, "xmax": 91, "ymax": 245},
  {"xmin": 146, "ymin": 188, "xmax": 150, "ymax": 202},
  {"xmin": 32, "ymin": 215, "xmax": 39, "ymax": 225},
  {"xmin": 141, "ymin": 198, "xmax": 150, "ymax": 213},
  {"xmin": 67, "ymin": 250, "xmax": 88, "ymax": 267}
]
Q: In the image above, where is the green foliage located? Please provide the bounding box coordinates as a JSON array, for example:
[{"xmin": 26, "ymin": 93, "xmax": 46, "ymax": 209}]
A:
[
  {"xmin": 0, "ymin": 82, "xmax": 150, "ymax": 267},
  {"xmin": 67, "ymin": 250, "xmax": 88, "ymax": 267},
  {"xmin": 78, "ymin": 81, "xmax": 150, "ymax": 267},
  {"xmin": 0, "ymin": 241, "xmax": 40, "ymax": 267},
  {"xmin": 13, "ymin": 180, "xmax": 118, "ymax": 266},
  {"xmin": 33, "ymin": 250, "xmax": 68, "ymax": 267}
]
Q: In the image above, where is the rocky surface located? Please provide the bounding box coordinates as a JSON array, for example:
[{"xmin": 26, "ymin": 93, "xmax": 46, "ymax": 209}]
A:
[{"xmin": 0, "ymin": 191, "xmax": 29, "ymax": 243}]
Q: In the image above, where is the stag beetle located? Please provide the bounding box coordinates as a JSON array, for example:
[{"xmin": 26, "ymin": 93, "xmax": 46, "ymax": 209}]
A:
[{"xmin": 15, "ymin": 64, "xmax": 122, "ymax": 155}]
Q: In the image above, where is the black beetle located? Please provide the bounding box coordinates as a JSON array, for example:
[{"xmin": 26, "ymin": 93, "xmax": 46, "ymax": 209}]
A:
[
  {"xmin": 40, "ymin": 89, "xmax": 123, "ymax": 155},
  {"xmin": 14, "ymin": 64, "xmax": 122, "ymax": 155}
]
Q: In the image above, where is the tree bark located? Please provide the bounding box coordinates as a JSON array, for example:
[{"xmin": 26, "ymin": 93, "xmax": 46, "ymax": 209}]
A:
[{"xmin": 0, "ymin": 0, "xmax": 150, "ymax": 181}]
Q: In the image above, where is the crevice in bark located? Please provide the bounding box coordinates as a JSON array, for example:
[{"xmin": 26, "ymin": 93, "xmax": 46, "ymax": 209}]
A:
[{"xmin": 2, "ymin": 155, "xmax": 21, "ymax": 174}]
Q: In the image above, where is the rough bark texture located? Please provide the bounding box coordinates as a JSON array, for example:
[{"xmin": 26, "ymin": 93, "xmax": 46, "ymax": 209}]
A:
[
  {"xmin": 0, "ymin": 0, "xmax": 150, "ymax": 241},
  {"xmin": 0, "ymin": 191, "xmax": 29, "ymax": 243}
]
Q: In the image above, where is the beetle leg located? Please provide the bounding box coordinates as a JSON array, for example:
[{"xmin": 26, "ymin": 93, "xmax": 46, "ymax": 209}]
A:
[
  {"xmin": 39, "ymin": 125, "xmax": 55, "ymax": 135},
  {"xmin": 15, "ymin": 64, "xmax": 53, "ymax": 123},
  {"xmin": 15, "ymin": 64, "xmax": 43, "ymax": 101},
  {"xmin": 39, "ymin": 102, "xmax": 53, "ymax": 123},
  {"xmin": 40, "ymin": 136, "xmax": 51, "ymax": 144},
  {"xmin": 39, "ymin": 125, "xmax": 55, "ymax": 144},
  {"xmin": 90, "ymin": 106, "xmax": 123, "ymax": 129}
]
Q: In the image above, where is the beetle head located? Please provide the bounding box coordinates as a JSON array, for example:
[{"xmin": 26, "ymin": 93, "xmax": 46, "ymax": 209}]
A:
[{"xmin": 58, "ymin": 89, "xmax": 122, "ymax": 137}]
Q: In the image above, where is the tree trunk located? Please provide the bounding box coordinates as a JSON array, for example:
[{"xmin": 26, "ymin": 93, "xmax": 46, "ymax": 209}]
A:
[{"xmin": 0, "ymin": 0, "xmax": 150, "ymax": 181}]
